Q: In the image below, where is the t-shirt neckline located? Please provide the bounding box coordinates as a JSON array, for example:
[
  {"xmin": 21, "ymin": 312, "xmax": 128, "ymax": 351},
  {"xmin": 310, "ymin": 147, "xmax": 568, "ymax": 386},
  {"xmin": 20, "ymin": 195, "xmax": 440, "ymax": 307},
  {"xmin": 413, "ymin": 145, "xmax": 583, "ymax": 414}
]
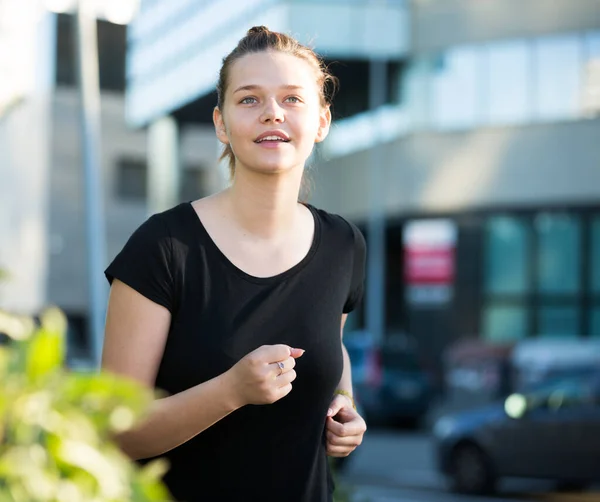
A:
[{"xmin": 185, "ymin": 201, "xmax": 321, "ymax": 285}]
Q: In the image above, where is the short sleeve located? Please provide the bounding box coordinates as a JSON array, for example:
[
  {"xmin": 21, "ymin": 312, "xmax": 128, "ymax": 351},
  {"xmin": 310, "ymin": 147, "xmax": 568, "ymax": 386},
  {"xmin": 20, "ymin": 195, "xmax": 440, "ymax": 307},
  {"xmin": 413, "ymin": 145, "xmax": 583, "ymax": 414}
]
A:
[
  {"xmin": 104, "ymin": 214, "xmax": 176, "ymax": 313},
  {"xmin": 343, "ymin": 222, "xmax": 367, "ymax": 314}
]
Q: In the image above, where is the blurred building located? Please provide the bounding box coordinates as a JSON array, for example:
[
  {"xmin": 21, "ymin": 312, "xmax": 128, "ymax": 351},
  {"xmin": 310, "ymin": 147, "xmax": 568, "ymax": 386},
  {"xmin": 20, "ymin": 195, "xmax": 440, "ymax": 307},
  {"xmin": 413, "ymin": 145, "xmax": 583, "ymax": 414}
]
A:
[{"xmin": 2, "ymin": 0, "xmax": 600, "ymax": 369}]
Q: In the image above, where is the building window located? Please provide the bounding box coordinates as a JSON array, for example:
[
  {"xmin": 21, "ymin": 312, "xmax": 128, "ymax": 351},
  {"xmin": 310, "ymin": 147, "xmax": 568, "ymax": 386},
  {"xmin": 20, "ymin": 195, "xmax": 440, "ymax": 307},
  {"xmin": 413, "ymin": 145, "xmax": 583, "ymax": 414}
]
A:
[
  {"xmin": 482, "ymin": 211, "xmax": 593, "ymax": 340},
  {"xmin": 409, "ymin": 30, "xmax": 600, "ymax": 131},
  {"xmin": 486, "ymin": 40, "xmax": 532, "ymax": 125},
  {"xmin": 483, "ymin": 217, "xmax": 530, "ymax": 341},
  {"xmin": 537, "ymin": 306, "xmax": 580, "ymax": 338},
  {"xmin": 116, "ymin": 157, "xmax": 146, "ymax": 201},
  {"xmin": 431, "ymin": 46, "xmax": 484, "ymax": 130},
  {"xmin": 590, "ymin": 216, "xmax": 600, "ymax": 336},
  {"xmin": 179, "ymin": 167, "xmax": 208, "ymax": 202},
  {"xmin": 534, "ymin": 213, "xmax": 582, "ymax": 337},
  {"xmin": 116, "ymin": 158, "xmax": 210, "ymax": 203},
  {"xmin": 485, "ymin": 217, "xmax": 530, "ymax": 295},
  {"xmin": 535, "ymin": 213, "xmax": 581, "ymax": 295},
  {"xmin": 483, "ymin": 305, "xmax": 527, "ymax": 342},
  {"xmin": 533, "ymin": 35, "xmax": 582, "ymax": 121}
]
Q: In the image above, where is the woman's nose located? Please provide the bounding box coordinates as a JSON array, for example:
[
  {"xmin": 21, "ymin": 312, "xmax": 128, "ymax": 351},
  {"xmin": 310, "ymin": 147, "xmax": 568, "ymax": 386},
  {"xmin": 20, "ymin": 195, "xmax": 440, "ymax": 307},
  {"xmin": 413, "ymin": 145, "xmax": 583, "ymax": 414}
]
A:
[{"xmin": 260, "ymin": 99, "xmax": 284, "ymax": 123}]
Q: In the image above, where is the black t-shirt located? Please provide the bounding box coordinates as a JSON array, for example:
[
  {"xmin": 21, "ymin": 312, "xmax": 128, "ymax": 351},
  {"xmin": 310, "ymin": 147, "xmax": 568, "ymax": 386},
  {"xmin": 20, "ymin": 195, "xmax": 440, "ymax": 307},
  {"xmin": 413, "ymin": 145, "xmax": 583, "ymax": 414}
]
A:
[{"xmin": 105, "ymin": 202, "xmax": 366, "ymax": 502}]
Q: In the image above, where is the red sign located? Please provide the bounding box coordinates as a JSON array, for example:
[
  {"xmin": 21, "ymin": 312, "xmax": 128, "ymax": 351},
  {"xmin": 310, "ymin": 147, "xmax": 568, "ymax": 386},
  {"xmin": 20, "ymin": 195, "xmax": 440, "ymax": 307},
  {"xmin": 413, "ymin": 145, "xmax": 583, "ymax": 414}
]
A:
[{"xmin": 404, "ymin": 247, "xmax": 455, "ymax": 285}]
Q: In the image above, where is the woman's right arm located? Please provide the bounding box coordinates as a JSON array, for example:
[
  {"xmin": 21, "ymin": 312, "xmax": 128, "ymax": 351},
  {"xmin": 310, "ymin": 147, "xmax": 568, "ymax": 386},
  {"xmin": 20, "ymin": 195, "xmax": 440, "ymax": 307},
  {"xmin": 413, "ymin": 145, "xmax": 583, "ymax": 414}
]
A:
[{"xmin": 102, "ymin": 280, "xmax": 301, "ymax": 460}]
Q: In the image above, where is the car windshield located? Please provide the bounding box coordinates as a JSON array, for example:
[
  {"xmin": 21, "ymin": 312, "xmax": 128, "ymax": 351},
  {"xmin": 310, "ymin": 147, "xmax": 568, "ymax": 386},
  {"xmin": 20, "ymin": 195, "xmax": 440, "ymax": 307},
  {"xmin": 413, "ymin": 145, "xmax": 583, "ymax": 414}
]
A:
[{"xmin": 524, "ymin": 368, "xmax": 600, "ymax": 407}]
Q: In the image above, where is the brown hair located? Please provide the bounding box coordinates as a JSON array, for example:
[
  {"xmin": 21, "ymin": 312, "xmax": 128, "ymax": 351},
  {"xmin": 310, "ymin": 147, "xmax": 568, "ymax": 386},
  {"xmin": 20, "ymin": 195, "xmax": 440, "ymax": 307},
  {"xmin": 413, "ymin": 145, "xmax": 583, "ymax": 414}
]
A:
[{"xmin": 216, "ymin": 26, "xmax": 338, "ymax": 180}]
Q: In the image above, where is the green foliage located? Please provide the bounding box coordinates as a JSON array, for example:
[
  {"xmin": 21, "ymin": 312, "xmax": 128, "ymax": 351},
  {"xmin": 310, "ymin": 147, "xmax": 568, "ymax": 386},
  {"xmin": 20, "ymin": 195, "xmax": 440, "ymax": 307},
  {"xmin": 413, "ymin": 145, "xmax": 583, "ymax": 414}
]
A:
[{"xmin": 0, "ymin": 307, "xmax": 173, "ymax": 502}]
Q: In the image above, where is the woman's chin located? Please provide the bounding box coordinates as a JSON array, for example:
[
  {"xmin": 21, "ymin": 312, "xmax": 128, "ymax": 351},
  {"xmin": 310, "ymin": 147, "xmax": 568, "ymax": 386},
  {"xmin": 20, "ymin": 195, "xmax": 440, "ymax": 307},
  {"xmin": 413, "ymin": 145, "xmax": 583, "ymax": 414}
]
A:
[{"xmin": 244, "ymin": 159, "xmax": 302, "ymax": 176}]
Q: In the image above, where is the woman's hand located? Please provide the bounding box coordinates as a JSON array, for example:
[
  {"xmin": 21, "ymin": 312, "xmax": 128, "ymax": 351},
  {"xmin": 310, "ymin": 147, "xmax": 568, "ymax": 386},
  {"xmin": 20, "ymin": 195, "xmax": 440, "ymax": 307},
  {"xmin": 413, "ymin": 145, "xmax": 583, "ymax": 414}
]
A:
[
  {"xmin": 226, "ymin": 344, "xmax": 305, "ymax": 407},
  {"xmin": 325, "ymin": 394, "xmax": 366, "ymax": 457}
]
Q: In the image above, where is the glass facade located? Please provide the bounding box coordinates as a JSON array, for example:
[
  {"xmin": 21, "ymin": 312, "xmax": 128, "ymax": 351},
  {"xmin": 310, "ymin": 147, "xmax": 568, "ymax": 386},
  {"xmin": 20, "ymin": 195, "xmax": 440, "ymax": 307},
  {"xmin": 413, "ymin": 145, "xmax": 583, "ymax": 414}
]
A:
[
  {"xmin": 485, "ymin": 217, "xmax": 529, "ymax": 295},
  {"xmin": 407, "ymin": 30, "xmax": 600, "ymax": 131},
  {"xmin": 483, "ymin": 305, "xmax": 527, "ymax": 342},
  {"xmin": 483, "ymin": 211, "xmax": 597, "ymax": 341},
  {"xmin": 536, "ymin": 214, "xmax": 581, "ymax": 295}
]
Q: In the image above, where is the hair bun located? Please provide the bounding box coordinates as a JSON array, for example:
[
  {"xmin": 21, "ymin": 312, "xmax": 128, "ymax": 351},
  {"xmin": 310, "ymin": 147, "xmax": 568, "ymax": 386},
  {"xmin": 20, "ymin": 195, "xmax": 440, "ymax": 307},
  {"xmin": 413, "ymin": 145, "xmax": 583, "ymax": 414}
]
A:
[{"xmin": 247, "ymin": 26, "xmax": 270, "ymax": 36}]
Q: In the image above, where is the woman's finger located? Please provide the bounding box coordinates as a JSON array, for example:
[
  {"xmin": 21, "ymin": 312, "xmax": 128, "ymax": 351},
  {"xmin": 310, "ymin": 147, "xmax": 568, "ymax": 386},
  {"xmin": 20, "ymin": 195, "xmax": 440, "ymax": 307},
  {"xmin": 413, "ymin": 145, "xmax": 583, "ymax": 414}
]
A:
[
  {"xmin": 276, "ymin": 368, "xmax": 297, "ymax": 387},
  {"xmin": 327, "ymin": 432, "xmax": 362, "ymax": 448},
  {"xmin": 326, "ymin": 444, "xmax": 354, "ymax": 457},
  {"xmin": 271, "ymin": 356, "xmax": 296, "ymax": 377}
]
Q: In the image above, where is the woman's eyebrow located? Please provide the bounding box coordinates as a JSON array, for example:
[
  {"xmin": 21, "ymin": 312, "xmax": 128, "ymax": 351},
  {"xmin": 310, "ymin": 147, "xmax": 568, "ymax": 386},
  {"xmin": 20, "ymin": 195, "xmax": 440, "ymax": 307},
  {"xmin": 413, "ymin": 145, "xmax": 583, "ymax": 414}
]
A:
[{"xmin": 232, "ymin": 84, "xmax": 305, "ymax": 93}]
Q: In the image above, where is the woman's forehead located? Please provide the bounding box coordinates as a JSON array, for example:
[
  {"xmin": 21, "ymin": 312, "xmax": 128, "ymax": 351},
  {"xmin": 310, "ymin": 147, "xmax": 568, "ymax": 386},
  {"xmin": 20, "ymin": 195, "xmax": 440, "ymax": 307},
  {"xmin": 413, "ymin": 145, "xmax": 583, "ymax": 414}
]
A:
[{"xmin": 227, "ymin": 51, "xmax": 319, "ymax": 91}]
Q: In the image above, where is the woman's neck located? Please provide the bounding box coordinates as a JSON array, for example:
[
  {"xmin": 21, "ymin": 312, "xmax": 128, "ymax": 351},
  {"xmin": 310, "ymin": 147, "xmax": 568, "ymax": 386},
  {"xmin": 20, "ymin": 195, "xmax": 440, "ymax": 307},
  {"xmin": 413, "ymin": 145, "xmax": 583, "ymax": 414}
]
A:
[{"xmin": 220, "ymin": 166, "xmax": 305, "ymax": 239}]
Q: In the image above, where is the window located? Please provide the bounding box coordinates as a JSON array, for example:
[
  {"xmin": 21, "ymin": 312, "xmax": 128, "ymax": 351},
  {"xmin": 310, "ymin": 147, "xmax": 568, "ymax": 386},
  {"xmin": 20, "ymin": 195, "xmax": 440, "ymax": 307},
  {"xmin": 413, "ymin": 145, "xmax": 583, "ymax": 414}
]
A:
[
  {"xmin": 538, "ymin": 307, "xmax": 580, "ymax": 338},
  {"xmin": 116, "ymin": 157, "xmax": 146, "ymax": 201},
  {"xmin": 431, "ymin": 47, "xmax": 484, "ymax": 129},
  {"xmin": 591, "ymin": 216, "xmax": 600, "ymax": 294},
  {"xmin": 485, "ymin": 217, "xmax": 529, "ymax": 295},
  {"xmin": 533, "ymin": 35, "xmax": 582, "ymax": 121},
  {"xmin": 486, "ymin": 40, "xmax": 532, "ymax": 125},
  {"xmin": 590, "ymin": 216, "xmax": 600, "ymax": 336},
  {"xmin": 483, "ymin": 217, "xmax": 530, "ymax": 342},
  {"xmin": 582, "ymin": 31, "xmax": 600, "ymax": 116},
  {"xmin": 481, "ymin": 212, "xmax": 596, "ymax": 340},
  {"xmin": 483, "ymin": 305, "xmax": 527, "ymax": 342},
  {"xmin": 179, "ymin": 167, "xmax": 208, "ymax": 203},
  {"xmin": 536, "ymin": 213, "xmax": 581, "ymax": 295},
  {"xmin": 535, "ymin": 213, "xmax": 582, "ymax": 337}
]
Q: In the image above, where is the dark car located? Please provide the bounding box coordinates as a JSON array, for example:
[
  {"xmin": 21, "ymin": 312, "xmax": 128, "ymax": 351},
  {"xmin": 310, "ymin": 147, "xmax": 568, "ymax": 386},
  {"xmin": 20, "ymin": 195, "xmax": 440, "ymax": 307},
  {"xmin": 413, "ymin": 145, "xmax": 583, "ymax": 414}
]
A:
[
  {"xmin": 433, "ymin": 368, "xmax": 600, "ymax": 494},
  {"xmin": 346, "ymin": 333, "xmax": 434, "ymax": 427}
]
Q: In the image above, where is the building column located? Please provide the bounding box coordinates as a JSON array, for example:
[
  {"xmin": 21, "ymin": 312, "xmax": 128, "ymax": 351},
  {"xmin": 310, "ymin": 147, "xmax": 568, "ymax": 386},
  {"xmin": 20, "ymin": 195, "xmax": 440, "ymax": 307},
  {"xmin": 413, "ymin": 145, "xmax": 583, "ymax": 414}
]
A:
[{"xmin": 147, "ymin": 115, "xmax": 180, "ymax": 214}]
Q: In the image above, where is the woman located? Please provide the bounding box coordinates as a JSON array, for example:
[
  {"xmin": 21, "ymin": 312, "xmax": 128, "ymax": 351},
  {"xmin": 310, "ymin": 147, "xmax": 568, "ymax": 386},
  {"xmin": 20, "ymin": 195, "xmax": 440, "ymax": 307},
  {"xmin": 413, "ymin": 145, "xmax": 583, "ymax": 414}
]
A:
[{"xmin": 103, "ymin": 26, "xmax": 367, "ymax": 502}]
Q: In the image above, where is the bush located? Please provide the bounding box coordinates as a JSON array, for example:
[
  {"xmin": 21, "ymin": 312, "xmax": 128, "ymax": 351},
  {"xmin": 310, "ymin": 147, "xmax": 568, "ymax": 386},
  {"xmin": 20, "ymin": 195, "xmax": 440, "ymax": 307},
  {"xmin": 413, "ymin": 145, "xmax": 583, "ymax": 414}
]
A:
[{"xmin": 0, "ymin": 307, "xmax": 173, "ymax": 502}]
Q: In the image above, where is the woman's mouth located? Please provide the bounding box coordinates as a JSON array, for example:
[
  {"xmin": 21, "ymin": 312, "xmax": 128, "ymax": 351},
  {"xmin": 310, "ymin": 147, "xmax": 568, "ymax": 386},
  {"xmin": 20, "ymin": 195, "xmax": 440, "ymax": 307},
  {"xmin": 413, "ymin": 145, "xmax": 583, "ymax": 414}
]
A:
[{"xmin": 254, "ymin": 131, "xmax": 291, "ymax": 145}]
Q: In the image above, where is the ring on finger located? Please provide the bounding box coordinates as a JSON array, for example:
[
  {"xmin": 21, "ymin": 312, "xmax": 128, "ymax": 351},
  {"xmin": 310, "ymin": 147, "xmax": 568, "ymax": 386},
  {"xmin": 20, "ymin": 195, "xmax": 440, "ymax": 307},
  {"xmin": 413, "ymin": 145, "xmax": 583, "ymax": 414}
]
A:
[{"xmin": 277, "ymin": 361, "xmax": 285, "ymax": 376}]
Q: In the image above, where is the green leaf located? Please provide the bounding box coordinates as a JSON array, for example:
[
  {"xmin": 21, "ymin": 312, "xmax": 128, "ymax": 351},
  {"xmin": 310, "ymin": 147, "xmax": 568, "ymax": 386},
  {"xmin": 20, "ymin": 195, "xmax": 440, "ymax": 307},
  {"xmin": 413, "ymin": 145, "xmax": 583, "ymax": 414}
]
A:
[
  {"xmin": 26, "ymin": 328, "xmax": 64, "ymax": 382},
  {"xmin": 0, "ymin": 308, "xmax": 174, "ymax": 502},
  {"xmin": 56, "ymin": 439, "xmax": 130, "ymax": 499}
]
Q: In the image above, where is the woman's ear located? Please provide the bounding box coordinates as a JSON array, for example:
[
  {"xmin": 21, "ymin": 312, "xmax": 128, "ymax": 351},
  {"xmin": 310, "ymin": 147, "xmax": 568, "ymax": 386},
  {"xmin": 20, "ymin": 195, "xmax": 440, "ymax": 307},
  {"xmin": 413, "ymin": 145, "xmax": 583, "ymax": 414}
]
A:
[
  {"xmin": 315, "ymin": 105, "xmax": 332, "ymax": 143},
  {"xmin": 213, "ymin": 107, "xmax": 230, "ymax": 145}
]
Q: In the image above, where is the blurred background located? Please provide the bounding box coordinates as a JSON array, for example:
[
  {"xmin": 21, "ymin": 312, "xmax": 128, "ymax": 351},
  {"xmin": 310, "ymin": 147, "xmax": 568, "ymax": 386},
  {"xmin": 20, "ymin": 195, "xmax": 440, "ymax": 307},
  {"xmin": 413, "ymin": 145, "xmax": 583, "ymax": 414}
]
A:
[{"xmin": 1, "ymin": 0, "xmax": 600, "ymax": 500}]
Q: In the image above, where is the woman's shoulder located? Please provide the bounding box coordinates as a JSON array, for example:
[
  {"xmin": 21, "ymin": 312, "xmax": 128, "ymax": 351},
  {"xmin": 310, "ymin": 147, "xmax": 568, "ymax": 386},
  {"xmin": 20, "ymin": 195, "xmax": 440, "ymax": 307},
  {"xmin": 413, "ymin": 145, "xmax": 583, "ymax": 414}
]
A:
[
  {"xmin": 120, "ymin": 202, "xmax": 196, "ymax": 263},
  {"xmin": 307, "ymin": 203, "xmax": 364, "ymax": 242},
  {"xmin": 138, "ymin": 202, "xmax": 195, "ymax": 238}
]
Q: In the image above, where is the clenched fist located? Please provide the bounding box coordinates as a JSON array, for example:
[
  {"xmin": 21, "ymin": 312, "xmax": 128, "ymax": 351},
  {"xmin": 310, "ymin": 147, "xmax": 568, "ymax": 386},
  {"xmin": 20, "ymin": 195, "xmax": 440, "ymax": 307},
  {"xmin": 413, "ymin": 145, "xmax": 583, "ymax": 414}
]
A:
[{"xmin": 225, "ymin": 344, "xmax": 305, "ymax": 407}]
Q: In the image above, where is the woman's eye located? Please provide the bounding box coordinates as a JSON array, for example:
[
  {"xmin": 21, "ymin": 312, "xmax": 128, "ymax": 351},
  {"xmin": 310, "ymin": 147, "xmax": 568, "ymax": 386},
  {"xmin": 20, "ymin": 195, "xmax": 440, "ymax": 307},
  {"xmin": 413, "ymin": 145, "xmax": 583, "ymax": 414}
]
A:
[
  {"xmin": 285, "ymin": 96, "xmax": 301, "ymax": 103},
  {"xmin": 240, "ymin": 97, "xmax": 257, "ymax": 104}
]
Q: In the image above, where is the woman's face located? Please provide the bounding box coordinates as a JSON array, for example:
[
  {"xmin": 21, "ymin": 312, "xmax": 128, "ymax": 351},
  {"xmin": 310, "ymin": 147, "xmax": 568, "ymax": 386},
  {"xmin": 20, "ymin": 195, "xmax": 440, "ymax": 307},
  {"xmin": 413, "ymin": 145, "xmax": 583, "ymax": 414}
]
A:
[{"xmin": 214, "ymin": 50, "xmax": 331, "ymax": 176}]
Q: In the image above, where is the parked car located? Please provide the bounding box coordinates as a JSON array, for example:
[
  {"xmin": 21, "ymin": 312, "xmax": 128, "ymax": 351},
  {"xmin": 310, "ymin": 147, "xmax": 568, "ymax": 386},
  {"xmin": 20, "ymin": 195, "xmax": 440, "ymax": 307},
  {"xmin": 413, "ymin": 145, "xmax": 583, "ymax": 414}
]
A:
[
  {"xmin": 346, "ymin": 332, "xmax": 434, "ymax": 427},
  {"xmin": 433, "ymin": 368, "xmax": 600, "ymax": 494}
]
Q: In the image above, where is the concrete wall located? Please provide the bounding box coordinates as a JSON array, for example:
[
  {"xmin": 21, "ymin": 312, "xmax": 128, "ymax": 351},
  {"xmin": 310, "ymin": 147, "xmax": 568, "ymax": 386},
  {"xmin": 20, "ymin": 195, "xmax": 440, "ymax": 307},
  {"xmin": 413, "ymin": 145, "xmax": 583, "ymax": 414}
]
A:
[
  {"xmin": 312, "ymin": 118, "xmax": 600, "ymax": 220},
  {"xmin": 413, "ymin": 0, "xmax": 600, "ymax": 53}
]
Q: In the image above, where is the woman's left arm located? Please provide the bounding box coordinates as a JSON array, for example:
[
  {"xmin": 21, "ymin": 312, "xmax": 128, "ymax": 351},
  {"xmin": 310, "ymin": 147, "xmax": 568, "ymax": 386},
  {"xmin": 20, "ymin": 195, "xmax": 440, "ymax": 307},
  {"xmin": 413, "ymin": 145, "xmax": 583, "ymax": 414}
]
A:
[{"xmin": 325, "ymin": 314, "xmax": 367, "ymax": 457}]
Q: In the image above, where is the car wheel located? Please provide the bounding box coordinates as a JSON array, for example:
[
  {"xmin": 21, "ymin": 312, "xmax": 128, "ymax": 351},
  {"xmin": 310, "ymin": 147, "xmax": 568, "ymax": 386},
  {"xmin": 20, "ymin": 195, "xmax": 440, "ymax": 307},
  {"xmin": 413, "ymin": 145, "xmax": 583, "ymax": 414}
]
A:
[{"xmin": 449, "ymin": 443, "xmax": 496, "ymax": 495}]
